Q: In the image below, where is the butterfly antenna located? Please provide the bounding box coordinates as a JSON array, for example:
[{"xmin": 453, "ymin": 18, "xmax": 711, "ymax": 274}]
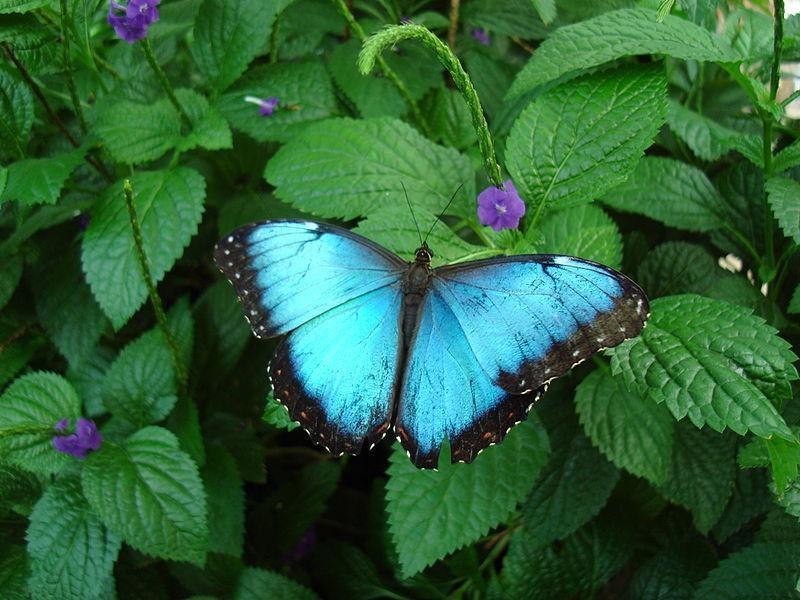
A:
[
  {"xmin": 423, "ymin": 182, "xmax": 464, "ymax": 244},
  {"xmin": 401, "ymin": 181, "xmax": 424, "ymax": 247}
]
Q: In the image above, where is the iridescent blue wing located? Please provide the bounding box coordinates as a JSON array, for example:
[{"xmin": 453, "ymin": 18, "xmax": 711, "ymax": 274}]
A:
[
  {"xmin": 214, "ymin": 220, "xmax": 405, "ymax": 338},
  {"xmin": 215, "ymin": 220, "xmax": 405, "ymax": 454},
  {"xmin": 396, "ymin": 255, "xmax": 648, "ymax": 468}
]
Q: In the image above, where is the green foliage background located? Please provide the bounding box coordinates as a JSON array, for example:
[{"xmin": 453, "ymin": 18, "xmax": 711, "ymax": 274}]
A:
[{"xmin": 1, "ymin": 0, "xmax": 800, "ymax": 597}]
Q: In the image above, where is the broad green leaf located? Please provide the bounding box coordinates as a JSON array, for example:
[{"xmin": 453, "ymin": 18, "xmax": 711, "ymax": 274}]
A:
[
  {"xmin": 531, "ymin": 0, "xmax": 556, "ymax": 24},
  {"xmin": 464, "ymin": 47, "xmax": 515, "ymax": 116},
  {"xmin": 202, "ymin": 445, "xmax": 244, "ymax": 557},
  {"xmin": 328, "ymin": 40, "xmax": 406, "ymax": 119},
  {"xmin": 790, "ymin": 285, "xmax": 800, "ymax": 314},
  {"xmin": 0, "ymin": 14, "xmax": 59, "ymax": 76},
  {"xmin": 0, "ymin": 252, "xmax": 22, "ymax": 309},
  {"xmin": 518, "ymin": 418, "xmax": 619, "ymax": 550},
  {"xmin": 191, "ymin": 0, "xmax": 279, "ymax": 92},
  {"xmin": 265, "ymin": 117, "xmax": 473, "ymax": 220},
  {"xmin": 611, "ymin": 295, "xmax": 798, "ymax": 441},
  {"xmin": 628, "ymin": 552, "xmax": 700, "ymax": 600},
  {"xmin": 777, "ymin": 478, "xmax": 800, "ymax": 519},
  {"xmin": 32, "ymin": 248, "xmax": 106, "ymax": 367},
  {"xmin": 0, "ymin": 543, "xmax": 27, "ymax": 600},
  {"xmin": 81, "ymin": 426, "xmax": 208, "ymax": 565},
  {"xmin": 385, "ymin": 418, "xmax": 549, "ymax": 578},
  {"xmin": 95, "ymin": 90, "xmax": 229, "ymax": 164},
  {"xmin": 666, "ymin": 99, "xmax": 757, "ymax": 161},
  {"xmin": 694, "ymin": 542, "xmax": 800, "ymax": 598},
  {"xmin": 603, "ymin": 157, "xmax": 725, "ymax": 232},
  {"xmin": 766, "ymin": 176, "xmax": 800, "ymax": 244},
  {"xmin": 275, "ymin": 0, "xmax": 343, "ymax": 60},
  {"xmin": 0, "ymin": 0, "xmax": 50, "ymax": 13},
  {"xmin": 576, "ymin": 369, "xmax": 674, "ymax": 485},
  {"xmin": 262, "ymin": 394, "xmax": 299, "ymax": 431},
  {"xmin": 713, "ymin": 468, "xmax": 772, "ymax": 542},
  {"xmin": 308, "ymin": 540, "xmax": 392, "ymax": 600},
  {"xmin": 82, "ymin": 169, "xmax": 206, "ymax": 329},
  {"xmin": 234, "ymin": 568, "xmax": 318, "ymax": 600},
  {"xmin": 498, "ymin": 517, "xmax": 633, "ymax": 599},
  {"xmin": 506, "ymin": 8, "xmax": 740, "ymax": 98},
  {"xmin": 0, "ymin": 65, "xmax": 33, "ymax": 160},
  {"xmin": 766, "ymin": 434, "xmax": 800, "ymax": 495},
  {"xmin": 536, "ymin": 204, "xmax": 622, "ymax": 269},
  {"xmin": 0, "ymin": 150, "xmax": 85, "ymax": 205},
  {"xmin": 636, "ymin": 241, "xmax": 723, "ymax": 298},
  {"xmin": 354, "ymin": 204, "xmax": 493, "ymax": 266},
  {"xmin": 422, "ymin": 87, "xmax": 477, "ymax": 150},
  {"xmin": 772, "ymin": 140, "xmax": 800, "ymax": 173},
  {"xmin": 658, "ymin": 421, "xmax": 736, "ymax": 533},
  {"xmin": 27, "ymin": 478, "xmax": 120, "ymax": 600},
  {"xmin": 506, "ymin": 64, "xmax": 667, "ymax": 218},
  {"xmin": 723, "ymin": 8, "xmax": 773, "ymax": 61},
  {"xmin": 218, "ymin": 60, "xmax": 338, "ymax": 144},
  {"xmin": 0, "ymin": 372, "xmax": 81, "ymax": 475},
  {"xmin": 0, "ymin": 464, "xmax": 40, "ymax": 513},
  {"xmin": 205, "ymin": 413, "xmax": 265, "ymax": 483},
  {"xmin": 712, "ymin": 162, "xmax": 765, "ymax": 258},
  {"xmin": 462, "ymin": 0, "xmax": 549, "ymax": 39}
]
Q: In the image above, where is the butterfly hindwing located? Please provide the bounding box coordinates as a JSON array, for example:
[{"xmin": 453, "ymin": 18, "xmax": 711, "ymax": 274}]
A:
[
  {"xmin": 433, "ymin": 255, "xmax": 649, "ymax": 394},
  {"xmin": 214, "ymin": 220, "xmax": 404, "ymax": 338},
  {"xmin": 395, "ymin": 287, "xmax": 545, "ymax": 469},
  {"xmin": 269, "ymin": 285, "xmax": 404, "ymax": 455}
]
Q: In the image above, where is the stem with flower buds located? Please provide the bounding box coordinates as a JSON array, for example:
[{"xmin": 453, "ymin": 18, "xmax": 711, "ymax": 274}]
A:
[
  {"xmin": 123, "ymin": 180, "xmax": 188, "ymax": 399},
  {"xmin": 141, "ymin": 38, "xmax": 192, "ymax": 127},
  {"xmin": 358, "ymin": 24, "xmax": 504, "ymax": 188}
]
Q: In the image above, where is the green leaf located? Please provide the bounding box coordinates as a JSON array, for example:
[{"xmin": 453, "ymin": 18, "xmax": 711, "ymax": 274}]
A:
[
  {"xmin": 765, "ymin": 434, "xmax": 800, "ymax": 495},
  {"xmin": 234, "ymin": 568, "xmax": 318, "ymax": 600},
  {"xmin": 658, "ymin": 421, "xmax": 736, "ymax": 533},
  {"xmin": 776, "ymin": 478, "xmax": 800, "ymax": 519},
  {"xmin": 531, "ymin": 0, "xmax": 556, "ymax": 24},
  {"xmin": 0, "ymin": 372, "xmax": 81, "ymax": 475},
  {"xmin": 385, "ymin": 417, "xmax": 549, "ymax": 578},
  {"xmin": 265, "ymin": 117, "xmax": 473, "ymax": 220},
  {"xmin": 713, "ymin": 468, "xmax": 772, "ymax": 542},
  {"xmin": 262, "ymin": 393, "xmax": 299, "ymax": 431},
  {"xmin": 603, "ymin": 157, "xmax": 724, "ymax": 232},
  {"xmin": 712, "ymin": 162, "xmax": 765, "ymax": 258},
  {"xmin": 536, "ymin": 204, "xmax": 622, "ymax": 269},
  {"xmin": 0, "ymin": 150, "xmax": 85, "ymax": 205},
  {"xmin": 354, "ymin": 204, "xmax": 492, "ymax": 266},
  {"xmin": 0, "ymin": 0, "xmax": 50, "ymax": 14},
  {"xmin": 0, "ymin": 464, "xmax": 41, "ymax": 513},
  {"xmin": 0, "ymin": 65, "xmax": 33, "ymax": 160},
  {"xmin": 32, "ymin": 248, "xmax": 107, "ymax": 367},
  {"xmin": 498, "ymin": 517, "xmax": 633, "ymax": 599},
  {"xmin": 308, "ymin": 540, "xmax": 391, "ymax": 600},
  {"xmin": 766, "ymin": 176, "xmax": 800, "ymax": 244},
  {"xmin": 202, "ymin": 445, "xmax": 244, "ymax": 557},
  {"xmin": 518, "ymin": 417, "xmax": 619, "ymax": 550},
  {"xmin": 218, "ymin": 60, "xmax": 338, "ymax": 144},
  {"xmin": 789, "ymin": 285, "xmax": 800, "ymax": 314},
  {"xmin": 506, "ymin": 7, "xmax": 740, "ymax": 98},
  {"xmin": 81, "ymin": 426, "xmax": 208, "ymax": 565},
  {"xmin": 175, "ymin": 89, "xmax": 232, "ymax": 152},
  {"xmin": 0, "ymin": 252, "xmax": 22, "ymax": 309},
  {"xmin": 462, "ymin": 0, "xmax": 549, "ymax": 39},
  {"xmin": 0, "ymin": 543, "xmax": 28, "ymax": 600},
  {"xmin": 576, "ymin": 369, "xmax": 674, "ymax": 485},
  {"xmin": 464, "ymin": 47, "xmax": 515, "ymax": 117},
  {"xmin": 191, "ymin": 0, "xmax": 279, "ymax": 92},
  {"xmin": 772, "ymin": 140, "xmax": 800, "ymax": 173},
  {"xmin": 328, "ymin": 40, "xmax": 405, "ymax": 119},
  {"xmin": 694, "ymin": 542, "xmax": 800, "ymax": 598},
  {"xmin": 422, "ymin": 87, "xmax": 478, "ymax": 150},
  {"xmin": 506, "ymin": 64, "xmax": 667, "ymax": 217},
  {"xmin": 27, "ymin": 477, "xmax": 120, "ymax": 600},
  {"xmin": 82, "ymin": 169, "xmax": 206, "ymax": 329},
  {"xmin": 205, "ymin": 413, "xmax": 265, "ymax": 483},
  {"xmin": 636, "ymin": 241, "xmax": 722, "ymax": 298},
  {"xmin": 666, "ymin": 99, "xmax": 757, "ymax": 161},
  {"xmin": 628, "ymin": 552, "xmax": 699, "ymax": 600},
  {"xmin": 610, "ymin": 294, "xmax": 798, "ymax": 441}
]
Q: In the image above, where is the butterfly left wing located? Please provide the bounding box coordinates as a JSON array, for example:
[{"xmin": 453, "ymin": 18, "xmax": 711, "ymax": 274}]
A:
[{"xmin": 396, "ymin": 254, "xmax": 648, "ymax": 468}]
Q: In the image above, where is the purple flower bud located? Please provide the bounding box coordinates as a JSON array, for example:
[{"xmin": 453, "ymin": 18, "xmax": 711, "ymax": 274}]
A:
[
  {"xmin": 471, "ymin": 28, "xmax": 491, "ymax": 45},
  {"xmin": 400, "ymin": 16, "xmax": 413, "ymax": 24},
  {"xmin": 477, "ymin": 180, "xmax": 526, "ymax": 232},
  {"xmin": 107, "ymin": 0, "xmax": 160, "ymax": 43},
  {"xmin": 284, "ymin": 527, "xmax": 317, "ymax": 563},
  {"xmin": 52, "ymin": 418, "xmax": 102, "ymax": 459},
  {"xmin": 244, "ymin": 95, "xmax": 280, "ymax": 117}
]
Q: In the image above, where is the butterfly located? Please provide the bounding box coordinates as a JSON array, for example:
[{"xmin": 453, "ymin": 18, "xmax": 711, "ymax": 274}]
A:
[{"xmin": 215, "ymin": 219, "xmax": 649, "ymax": 469}]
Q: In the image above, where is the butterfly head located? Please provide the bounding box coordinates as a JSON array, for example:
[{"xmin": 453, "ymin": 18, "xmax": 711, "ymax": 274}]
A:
[{"xmin": 414, "ymin": 242, "xmax": 433, "ymax": 265}]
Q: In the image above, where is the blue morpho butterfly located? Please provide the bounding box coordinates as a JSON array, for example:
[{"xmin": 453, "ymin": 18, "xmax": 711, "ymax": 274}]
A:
[{"xmin": 215, "ymin": 211, "xmax": 649, "ymax": 469}]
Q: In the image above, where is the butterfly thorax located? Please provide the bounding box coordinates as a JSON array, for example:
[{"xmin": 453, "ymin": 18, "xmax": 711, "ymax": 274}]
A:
[{"xmin": 402, "ymin": 244, "xmax": 433, "ymax": 346}]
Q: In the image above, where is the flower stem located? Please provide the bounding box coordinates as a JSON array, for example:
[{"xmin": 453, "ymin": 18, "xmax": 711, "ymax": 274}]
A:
[
  {"xmin": 141, "ymin": 38, "xmax": 191, "ymax": 127},
  {"xmin": 359, "ymin": 24, "xmax": 504, "ymax": 188},
  {"xmin": 331, "ymin": 0, "xmax": 432, "ymax": 137},
  {"xmin": 447, "ymin": 0, "xmax": 460, "ymax": 49},
  {"xmin": 59, "ymin": 0, "xmax": 87, "ymax": 133},
  {"xmin": 123, "ymin": 179, "xmax": 188, "ymax": 399}
]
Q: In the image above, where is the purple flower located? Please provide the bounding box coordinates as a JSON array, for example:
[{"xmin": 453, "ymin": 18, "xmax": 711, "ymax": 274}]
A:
[
  {"xmin": 477, "ymin": 180, "xmax": 526, "ymax": 231},
  {"xmin": 244, "ymin": 95, "xmax": 280, "ymax": 117},
  {"xmin": 52, "ymin": 418, "xmax": 102, "ymax": 459},
  {"xmin": 284, "ymin": 527, "xmax": 317, "ymax": 563},
  {"xmin": 107, "ymin": 0, "xmax": 160, "ymax": 43},
  {"xmin": 471, "ymin": 28, "xmax": 491, "ymax": 45},
  {"xmin": 400, "ymin": 16, "xmax": 413, "ymax": 24}
]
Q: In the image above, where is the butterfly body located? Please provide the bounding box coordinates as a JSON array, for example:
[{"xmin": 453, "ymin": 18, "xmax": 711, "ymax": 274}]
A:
[{"xmin": 216, "ymin": 220, "xmax": 649, "ymax": 469}]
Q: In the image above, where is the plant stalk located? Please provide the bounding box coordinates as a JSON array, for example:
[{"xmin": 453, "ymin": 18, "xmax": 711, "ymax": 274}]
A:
[
  {"xmin": 59, "ymin": 0, "xmax": 87, "ymax": 133},
  {"xmin": 141, "ymin": 38, "xmax": 191, "ymax": 127}
]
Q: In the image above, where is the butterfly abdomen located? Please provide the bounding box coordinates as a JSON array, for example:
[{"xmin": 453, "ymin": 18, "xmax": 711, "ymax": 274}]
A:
[{"xmin": 402, "ymin": 261, "xmax": 431, "ymax": 346}]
